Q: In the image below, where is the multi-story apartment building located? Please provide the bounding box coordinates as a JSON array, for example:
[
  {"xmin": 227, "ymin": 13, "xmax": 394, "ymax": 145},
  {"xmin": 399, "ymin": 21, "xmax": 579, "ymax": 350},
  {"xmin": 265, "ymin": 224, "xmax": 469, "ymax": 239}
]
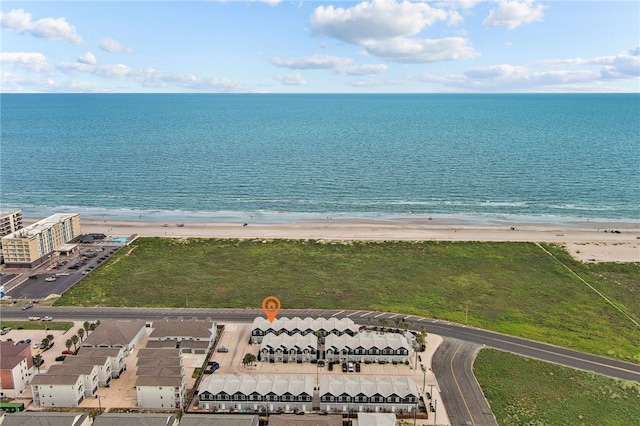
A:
[
  {"xmin": 0, "ymin": 210, "xmax": 23, "ymax": 238},
  {"xmin": 1, "ymin": 213, "xmax": 81, "ymax": 268}
]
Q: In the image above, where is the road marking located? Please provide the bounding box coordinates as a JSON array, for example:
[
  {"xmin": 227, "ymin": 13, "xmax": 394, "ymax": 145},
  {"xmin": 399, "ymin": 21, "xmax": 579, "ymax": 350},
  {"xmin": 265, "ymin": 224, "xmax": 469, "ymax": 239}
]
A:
[
  {"xmin": 374, "ymin": 313, "xmax": 385, "ymax": 318},
  {"xmin": 450, "ymin": 343, "xmax": 476, "ymax": 426},
  {"xmin": 332, "ymin": 310, "xmax": 344, "ymax": 317},
  {"xmin": 389, "ymin": 314, "xmax": 398, "ymax": 319},
  {"xmin": 360, "ymin": 312, "xmax": 371, "ymax": 318},
  {"xmin": 346, "ymin": 311, "xmax": 360, "ymax": 317}
]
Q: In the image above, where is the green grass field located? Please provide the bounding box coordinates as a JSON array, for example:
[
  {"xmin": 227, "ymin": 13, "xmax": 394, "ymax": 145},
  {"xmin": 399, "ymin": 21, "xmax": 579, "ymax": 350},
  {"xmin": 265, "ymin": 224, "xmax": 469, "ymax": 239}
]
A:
[
  {"xmin": 474, "ymin": 349, "xmax": 640, "ymax": 425},
  {"xmin": 0, "ymin": 321, "xmax": 73, "ymax": 331},
  {"xmin": 55, "ymin": 238, "xmax": 640, "ymax": 361}
]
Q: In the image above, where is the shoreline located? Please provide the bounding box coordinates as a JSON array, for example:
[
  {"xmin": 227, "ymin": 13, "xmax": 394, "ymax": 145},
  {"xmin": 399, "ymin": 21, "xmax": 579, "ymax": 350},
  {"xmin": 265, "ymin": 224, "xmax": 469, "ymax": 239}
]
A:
[{"xmin": 23, "ymin": 215, "xmax": 638, "ymax": 263}]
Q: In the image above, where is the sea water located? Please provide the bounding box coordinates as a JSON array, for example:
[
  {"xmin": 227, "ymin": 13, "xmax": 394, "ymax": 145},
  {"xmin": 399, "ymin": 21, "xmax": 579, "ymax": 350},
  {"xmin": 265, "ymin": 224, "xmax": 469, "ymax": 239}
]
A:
[{"xmin": 1, "ymin": 93, "xmax": 638, "ymax": 223}]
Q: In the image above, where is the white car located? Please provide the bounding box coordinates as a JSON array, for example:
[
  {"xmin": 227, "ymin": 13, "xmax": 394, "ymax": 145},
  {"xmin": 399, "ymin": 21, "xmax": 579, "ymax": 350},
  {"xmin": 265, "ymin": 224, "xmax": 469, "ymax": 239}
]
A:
[
  {"xmin": 33, "ymin": 342, "xmax": 41, "ymax": 348},
  {"xmin": 44, "ymin": 276, "xmax": 57, "ymax": 282},
  {"xmin": 41, "ymin": 316, "xmax": 53, "ymax": 321}
]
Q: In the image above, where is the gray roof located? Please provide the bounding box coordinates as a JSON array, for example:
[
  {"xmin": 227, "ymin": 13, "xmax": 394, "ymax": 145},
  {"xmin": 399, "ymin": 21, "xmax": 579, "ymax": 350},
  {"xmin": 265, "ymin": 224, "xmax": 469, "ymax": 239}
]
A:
[
  {"xmin": 62, "ymin": 356, "xmax": 109, "ymax": 366},
  {"xmin": 324, "ymin": 332, "xmax": 410, "ymax": 351},
  {"xmin": 137, "ymin": 366, "xmax": 183, "ymax": 377},
  {"xmin": 135, "ymin": 375, "xmax": 184, "ymax": 387},
  {"xmin": 31, "ymin": 373, "xmax": 82, "ymax": 386},
  {"xmin": 180, "ymin": 414, "xmax": 259, "ymax": 426},
  {"xmin": 93, "ymin": 413, "xmax": 177, "ymax": 426},
  {"xmin": 267, "ymin": 415, "xmax": 343, "ymax": 426},
  {"xmin": 136, "ymin": 357, "xmax": 181, "ymax": 368},
  {"xmin": 260, "ymin": 333, "xmax": 317, "ymax": 351},
  {"xmin": 82, "ymin": 320, "xmax": 146, "ymax": 347},
  {"xmin": 200, "ymin": 374, "xmax": 314, "ymax": 397},
  {"xmin": 149, "ymin": 320, "xmax": 215, "ymax": 339},
  {"xmin": 76, "ymin": 347, "xmax": 122, "ymax": 358},
  {"xmin": 47, "ymin": 364, "xmax": 96, "ymax": 375},
  {"xmin": 137, "ymin": 348, "xmax": 181, "ymax": 359},
  {"xmin": 0, "ymin": 412, "xmax": 89, "ymax": 426},
  {"xmin": 319, "ymin": 376, "xmax": 419, "ymax": 398},
  {"xmin": 252, "ymin": 317, "xmax": 357, "ymax": 334},
  {"xmin": 356, "ymin": 413, "xmax": 397, "ymax": 426},
  {"xmin": 144, "ymin": 340, "xmax": 210, "ymax": 350}
]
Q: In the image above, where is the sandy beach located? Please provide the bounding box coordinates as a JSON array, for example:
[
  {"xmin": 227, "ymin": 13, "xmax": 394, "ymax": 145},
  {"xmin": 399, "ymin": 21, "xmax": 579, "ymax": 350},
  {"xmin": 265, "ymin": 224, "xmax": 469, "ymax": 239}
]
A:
[{"xmin": 71, "ymin": 217, "xmax": 640, "ymax": 263}]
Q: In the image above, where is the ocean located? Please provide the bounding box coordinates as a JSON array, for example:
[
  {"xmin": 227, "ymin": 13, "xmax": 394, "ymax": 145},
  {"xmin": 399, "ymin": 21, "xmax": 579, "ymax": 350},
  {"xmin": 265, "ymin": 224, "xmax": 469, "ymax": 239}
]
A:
[{"xmin": 1, "ymin": 93, "xmax": 638, "ymax": 224}]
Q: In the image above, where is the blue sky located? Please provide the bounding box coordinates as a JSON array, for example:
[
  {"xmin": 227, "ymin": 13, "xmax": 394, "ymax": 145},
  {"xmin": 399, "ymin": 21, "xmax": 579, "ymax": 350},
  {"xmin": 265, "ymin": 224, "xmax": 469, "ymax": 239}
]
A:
[{"xmin": 1, "ymin": 1, "xmax": 638, "ymax": 93}]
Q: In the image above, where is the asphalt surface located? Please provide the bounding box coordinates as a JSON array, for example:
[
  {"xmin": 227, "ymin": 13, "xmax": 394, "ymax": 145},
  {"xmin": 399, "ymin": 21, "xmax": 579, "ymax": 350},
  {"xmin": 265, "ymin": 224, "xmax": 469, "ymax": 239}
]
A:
[{"xmin": 432, "ymin": 338, "xmax": 497, "ymax": 426}]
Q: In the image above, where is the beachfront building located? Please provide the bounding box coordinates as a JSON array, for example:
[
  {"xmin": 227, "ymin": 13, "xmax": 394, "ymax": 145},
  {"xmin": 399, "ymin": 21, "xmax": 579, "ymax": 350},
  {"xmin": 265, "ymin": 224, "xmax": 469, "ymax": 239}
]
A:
[
  {"xmin": 45, "ymin": 365, "xmax": 99, "ymax": 397},
  {"xmin": 198, "ymin": 374, "xmax": 314, "ymax": 413},
  {"xmin": 0, "ymin": 210, "xmax": 23, "ymax": 238},
  {"xmin": 319, "ymin": 376, "xmax": 419, "ymax": 414},
  {"xmin": 74, "ymin": 347, "xmax": 127, "ymax": 380},
  {"xmin": 0, "ymin": 213, "xmax": 81, "ymax": 268},
  {"xmin": 259, "ymin": 333, "xmax": 318, "ymax": 363},
  {"xmin": 180, "ymin": 414, "xmax": 260, "ymax": 426},
  {"xmin": 0, "ymin": 342, "xmax": 33, "ymax": 398},
  {"xmin": 146, "ymin": 319, "xmax": 216, "ymax": 354},
  {"xmin": 93, "ymin": 413, "xmax": 178, "ymax": 426},
  {"xmin": 250, "ymin": 317, "xmax": 358, "ymax": 343},
  {"xmin": 324, "ymin": 333, "xmax": 411, "ymax": 364},
  {"xmin": 0, "ymin": 412, "xmax": 92, "ymax": 426}
]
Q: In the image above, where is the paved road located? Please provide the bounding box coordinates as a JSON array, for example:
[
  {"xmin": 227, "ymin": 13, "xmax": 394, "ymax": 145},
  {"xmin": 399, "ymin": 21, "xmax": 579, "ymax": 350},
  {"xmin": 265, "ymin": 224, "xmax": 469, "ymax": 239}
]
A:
[
  {"xmin": 432, "ymin": 338, "xmax": 497, "ymax": 426},
  {"xmin": 3, "ymin": 306, "xmax": 637, "ymax": 383}
]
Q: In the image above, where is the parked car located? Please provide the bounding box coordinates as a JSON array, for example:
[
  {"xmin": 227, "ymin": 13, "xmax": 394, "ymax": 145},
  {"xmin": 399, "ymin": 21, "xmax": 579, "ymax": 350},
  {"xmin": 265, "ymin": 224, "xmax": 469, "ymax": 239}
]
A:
[
  {"xmin": 33, "ymin": 342, "xmax": 41, "ymax": 348},
  {"xmin": 21, "ymin": 303, "xmax": 33, "ymax": 310},
  {"xmin": 28, "ymin": 316, "xmax": 41, "ymax": 321},
  {"xmin": 42, "ymin": 316, "xmax": 53, "ymax": 321},
  {"xmin": 62, "ymin": 350, "xmax": 74, "ymax": 355},
  {"xmin": 342, "ymin": 363, "xmax": 348, "ymax": 373},
  {"xmin": 355, "ymin": 362, "xmax": 361, "ymax": 372},
  {"xmin": 55, "ymin": 356, "xmax": 66, "ymax": 362},
  {"xmin": 25, "ymin": 339, "xmax": 31, "ymax": 344},
  {"xmin": 29, "ymin": 275, "xmax": 38, "ymax": 279},
  {"xmin": 217, "ymin": 346, "xmax": 229, "ymax": 353},
  {"xmin": 2, "ymin": 327, "xmax": 12, "ymax": 335},
  {"xmin": 208, "ymin": 361, "xmax": 220, "ymax": 373},
  {"xmin": 45, "ymin": 276, "xmax": 57, "ymax": 282}
]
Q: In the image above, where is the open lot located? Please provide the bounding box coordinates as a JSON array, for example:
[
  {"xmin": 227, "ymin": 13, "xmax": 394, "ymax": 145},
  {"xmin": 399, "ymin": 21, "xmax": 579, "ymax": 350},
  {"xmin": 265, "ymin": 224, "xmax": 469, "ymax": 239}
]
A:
[{"xmin": 55, "ymin": 238, "xmax": 640, "ymax": 362}]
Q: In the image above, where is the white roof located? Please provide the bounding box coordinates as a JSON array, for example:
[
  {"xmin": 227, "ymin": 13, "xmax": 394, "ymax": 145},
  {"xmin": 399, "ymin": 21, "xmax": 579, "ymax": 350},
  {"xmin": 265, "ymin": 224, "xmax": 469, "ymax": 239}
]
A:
[
  {"xmin": 324, "ymin": 332, "xmax": 410, "ymax": 351},
  {"xmin": 252, "ymin": 316, "xmax": 358, "ymax": 333},
  {"xmin": 3, "ymin": 213, "xmax": 78, "ymax": 239},
  {"xmin": 260, "ymin": 333, "xmax": 317, "ymax": 350},
  {"xmin": 200, "ymin": 374, "xmax": 314, "ymax": 397},
  {"xmin": 319, "ymin": 376, "xmax": 419, "ymax": 398}
]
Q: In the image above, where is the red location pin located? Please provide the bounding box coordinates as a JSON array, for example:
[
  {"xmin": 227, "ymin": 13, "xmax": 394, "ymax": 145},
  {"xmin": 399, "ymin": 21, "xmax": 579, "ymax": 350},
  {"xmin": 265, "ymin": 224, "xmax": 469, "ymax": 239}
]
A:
[{"xmin": 262, "ymin": 296, "xmax": 281, "ymax": 323}]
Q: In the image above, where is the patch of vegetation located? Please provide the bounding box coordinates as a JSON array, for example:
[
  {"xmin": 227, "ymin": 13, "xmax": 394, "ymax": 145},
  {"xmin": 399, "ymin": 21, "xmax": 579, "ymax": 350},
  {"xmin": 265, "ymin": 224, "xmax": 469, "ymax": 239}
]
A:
[
  {"xmin": 55, "ymin": 238, "xmax": 640, "ymax": 361},
  {"xmin": 474, "ymin": 349, "xmax": 640, "ymax": 426},
  {"xmin": 0, "ymin": 320, "xmax": 73, "ymax": 331}
]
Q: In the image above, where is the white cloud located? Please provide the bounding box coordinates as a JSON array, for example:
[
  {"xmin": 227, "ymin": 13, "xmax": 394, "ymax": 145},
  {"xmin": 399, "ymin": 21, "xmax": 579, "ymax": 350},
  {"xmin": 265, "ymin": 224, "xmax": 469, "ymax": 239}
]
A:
[
  {"xmin": 251, "ymin": 0, "xmax": 282, "ymax": 5},
  {"xmin": 274, "ymin": 73, "xmax": 307, "ymax": 86},
  {"xmin": 366, "ymin": 37, "xmax": 479, "ymax": 63},
  {"xmin": 270, "ymin": 54, "xmax": 353, "ymax": 70},
  {"xmin": 0, "ymin": 9, "xmax": 83, "ymax": 44},
  {"xmin": 535, "ymin": 47, "xmax": 640, "ymax": 79},
  {"xmin": 1, "ymin": 72, "xmax": 55, "ymax": 92},
  {"xmin": 78, "ymin": 52, "xmax": 97, "ymax": 65},
  {"xmin": 310, "ymin": 0, "xmax": 449, "ymax": 44},
  {"xmin": 337, "ymin": 64, "xmax": 388, "ymax": 76},
  {"xmin": 309, "ymin": 0, "xmax": 476, "ymax": 64},
  {"xmin": 483, "ymin": 0, "xmax": 546, "ymax": 30},
  {"xmin": 100, "ymin": 37, "xmax": 131, "ymax": 53},
  {"xmin": 464, "ymin": 64, "xmax": 527, "ymax": 79},
  {"xmin": 1, "ymin": 52, "xmax": 49, "ymax": 72}
]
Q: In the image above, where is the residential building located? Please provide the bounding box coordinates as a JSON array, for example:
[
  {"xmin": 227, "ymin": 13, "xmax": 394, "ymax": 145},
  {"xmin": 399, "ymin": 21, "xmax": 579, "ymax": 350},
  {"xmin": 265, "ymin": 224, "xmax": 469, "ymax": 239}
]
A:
[
  {"xmin": 31, "ymin": 373, "xmax": 86, "ymax": 408},
  {"xmin": 0, "ymin": 210, "xmax": 23, "ymax": 238},
  {"xmin": 1, "ymin": 213, "xmax": 81, "ymax": 268},
  {"xmin": 179, "ymin": 414, "xmax": 259, "ymax": 426},
  {"xmin": 250, "ymin": 317, "xmax": 358, "ymax": 343},
  {"xmin": 74, "ymin": 347, "xmax": 127, "ymax": 379},
  {"xmin": 0, "ymin": 342, "xmax": 33, "ymax": 398},
  {"xmin": 259, "ymin": 333, "xmax": 318, "ymax": 363},
  {"xmin": 319, "ymin": 376, "xmax": 419, "ymax": 414},
  {"xmin": 355, "ymin": 413, "xmax": 397, "ymax": 426},
  {"xmin": 267, "ymin": 415, "xmax": 343, "ymax": 426},
  {"xmin": 198, "ymin": 374, "xmax": 314, "ymax": 413},
  {"xmin": 135, "ymin": 348, "xmax": 185, "ymax": 410},
  {"xmin": 92, "ymin": 413, "xmax": 178, "ymax": 426},
  {"xmin": 81, "ymin": 320, "xmax": 147, "ymax": 356},
  {"xmin": 0, "ymin": 411, "xmax": 92, "ymax": 426},
  {"xmin": 324, "ymin": 332, "xmax": 411, "ymax": 364},
  {"xmin": 146, "ymin": 319, "xmax": 216, "ymax": 354},
  {"xmin": 46, "ymin": 365, "xmax": 99, "ymax": 396}
]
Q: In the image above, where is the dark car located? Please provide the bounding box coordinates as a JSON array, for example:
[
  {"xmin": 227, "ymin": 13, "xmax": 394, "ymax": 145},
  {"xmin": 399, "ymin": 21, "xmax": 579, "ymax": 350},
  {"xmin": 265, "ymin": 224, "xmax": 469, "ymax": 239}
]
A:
[
  {"xmin": 355, "ymin": 362, "xmax": 361, "ymax": 372},
  {"xmin": 328, "ymin": 362, "xmax": 333, "ymax": 371},
  {"xmin": 21, "ymin": 303, "xmax": 34, "ymax": 310},
  {"xmin": 55, "ymin": 355, "xmax": 66, "ymax": 362},
  {"xmin": 29, "ymin": 275, "xmax": 38, "ymax": 279},
  {"xmin": 217, "ymin": 346, "xmax": 229, "ymax": 353},
  {"xmin": 342, "ymin": 363, "xmax": 348, "ymax": 373},
  {"xmin": 62, "ymin": 350, "xmax": 74, "ymax": 355}
]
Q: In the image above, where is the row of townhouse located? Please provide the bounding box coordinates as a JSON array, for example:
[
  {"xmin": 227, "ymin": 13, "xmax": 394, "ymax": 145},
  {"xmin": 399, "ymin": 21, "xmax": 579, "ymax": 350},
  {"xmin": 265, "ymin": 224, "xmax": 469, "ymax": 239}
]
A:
[
  {"xmin": 198, "ymin": 374, "xmax": 420, "ymax": 414},
  {"xmin": 324, "ymin": 332, "xmax": 412, "ymax": 364},
  {"xmin": 198, "ymin": 374, "xmax": 315, "ymax": 413},
  {"xmin": 250, "ymin": 317, "xmax": 358, "ymax": 343},
  {"xmin": 259, "ymin": 333, "xmax": 318, "ymax": 363},
  {"xmin": 319, "ymin": 376, "xmax": 419, "ymax": 414}
]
